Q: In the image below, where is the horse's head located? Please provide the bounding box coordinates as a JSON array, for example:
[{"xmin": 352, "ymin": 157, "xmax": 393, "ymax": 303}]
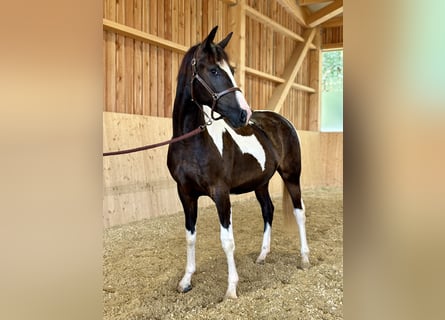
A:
[{"xmin": 190, "ymin": 26, "xmax": 251, "ymax": 128}]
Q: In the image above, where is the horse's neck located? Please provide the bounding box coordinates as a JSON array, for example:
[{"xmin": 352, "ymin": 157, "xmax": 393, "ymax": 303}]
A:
[{"xmin": 172, "ymin": 93, "xmax": 204, "ymax": 137}]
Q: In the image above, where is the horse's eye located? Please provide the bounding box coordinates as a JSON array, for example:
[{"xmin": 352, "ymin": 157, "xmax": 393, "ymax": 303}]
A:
[{"xmin": 210, "ymin": 68, "xmax": 219, "ymax": 76}]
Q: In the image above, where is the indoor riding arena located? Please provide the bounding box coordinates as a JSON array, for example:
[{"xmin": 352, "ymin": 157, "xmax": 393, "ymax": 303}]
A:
[{"xmin": 103, "ymin": 0, "xmax": 343, "ymax": 319}]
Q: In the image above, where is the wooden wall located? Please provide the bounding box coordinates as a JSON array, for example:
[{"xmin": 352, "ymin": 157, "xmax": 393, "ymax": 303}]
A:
[
  {"xmin": 103, "ymin": 112, "xmax": 343, "ymax": 227},
  {"xmin": 103, "ymin": 0, "xmax": 321, "ymax": 131}
]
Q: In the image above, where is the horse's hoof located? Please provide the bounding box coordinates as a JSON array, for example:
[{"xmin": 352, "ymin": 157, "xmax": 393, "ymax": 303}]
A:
[
  {"xmin": 299, "ymin": 260, "xmax": 311, "ymax": 270},
  {"xmin": 224, "ymin": 291, "xmax": 238, "ymax": 300},
  {"xmin": 255, "ymin": 257, "xmax": 265, "ymax": 264},
  {"xmin": 177, "ymin": 284, "xmax": 192, "ymax": 293}
]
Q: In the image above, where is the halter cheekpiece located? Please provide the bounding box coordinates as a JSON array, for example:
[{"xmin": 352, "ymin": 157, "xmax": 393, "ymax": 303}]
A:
[{"xmin": 190, "ymin": 49, "xmax": 242, "ymax": 123}]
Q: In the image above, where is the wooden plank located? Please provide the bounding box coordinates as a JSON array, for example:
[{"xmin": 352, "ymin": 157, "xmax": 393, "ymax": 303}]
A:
[
  {"xmin": 142, "ymin": 0, "xmax": 150, "ymax": 115},
  {"xmin": 103, "ymin": 19, "xmax": 188, "ymax": 53},
  {"xmin": 171, "ymin": 0, "xmax": 179, "ymax": 111},
  {"xmin": 125, "ymin": 0, "xmax": 135, "ymax": 114},
  {"xmin": 164, "ymin": 0, "xmax": 173, "ymax": 117},
  {"xmin": 157, "ymin": 0, "xmax": 165, "ymax": 117},
  {"xmin": 196, "ymin": 0, "xmax": 202, "ymax": 42},
  {"xmin": 115, "ymin": 0, "xmax": 126, "ymax": 113},
  {"xmin": 104, "ymin": 0, "xmax": 116, "ymax": 112},
  {"xmin": 134, "ymin": 0, "xmax": 143, "ymax": 115},
  {"xmin": 149, "ymin": 1, "xmax": 158, "ymax": 117},
  {"xmin": 309, "ymin": 28, "xmax": 321, "ymax": 131},
  {"xmin": 266, "ymin": 28, "xmax": 316, "ymax": 113},
  {"xmin": 227, "ymin": 0, "xmax": 246, "ymax": 90},
  {"xmin": 307, "ymin": 0, "xmax": 343, "ymax": 28},
  {"xmin": 184, "ymin": 0, "xmax": 190, "ymax": 46}
]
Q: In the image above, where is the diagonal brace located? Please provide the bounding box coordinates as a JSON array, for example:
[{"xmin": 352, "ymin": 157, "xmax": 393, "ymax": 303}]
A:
[{"xmin": 266, "ymin": 28, "xmax": 316, "ymax": 113}]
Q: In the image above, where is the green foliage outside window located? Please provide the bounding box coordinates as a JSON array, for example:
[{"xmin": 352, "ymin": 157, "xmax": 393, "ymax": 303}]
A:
[{"xmin": 321, "ymin": 50, "xmax": 343, "ymax": 132}]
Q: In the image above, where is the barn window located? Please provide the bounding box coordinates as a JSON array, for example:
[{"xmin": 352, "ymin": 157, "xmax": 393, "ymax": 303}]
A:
[{"xmin": 321, "ymin": 50, "xmax": 343, "ymax": 132}]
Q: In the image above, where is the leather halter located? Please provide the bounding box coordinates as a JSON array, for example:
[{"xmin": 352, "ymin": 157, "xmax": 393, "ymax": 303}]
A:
[{"xmin": 190, "ymin": 50, "xmax": 242, "ymax": 121}]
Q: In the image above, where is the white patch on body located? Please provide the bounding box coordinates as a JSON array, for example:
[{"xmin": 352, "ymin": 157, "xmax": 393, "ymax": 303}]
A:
[
  {"xmin": 217, "ymin": 60, "xmax": 252, "ymax": 122},
  {"xmin": 220, "ymin": 209, "xmax": 239, "ymax": 299},
  {"xmin": 203, "ymin": 105, "xmax": 266, "ymax": 171}
]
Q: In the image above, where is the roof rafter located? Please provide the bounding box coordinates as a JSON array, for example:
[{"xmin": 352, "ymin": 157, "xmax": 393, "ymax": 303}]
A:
[{"xmin": 307, "ymin": 0, "xmax": 343, "ymax": 28}]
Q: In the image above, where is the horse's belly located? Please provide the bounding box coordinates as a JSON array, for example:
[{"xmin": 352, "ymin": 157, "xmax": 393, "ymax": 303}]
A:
[{"xmin": 229, "ymin": 167, "xmax": 275, "ymax": 194}]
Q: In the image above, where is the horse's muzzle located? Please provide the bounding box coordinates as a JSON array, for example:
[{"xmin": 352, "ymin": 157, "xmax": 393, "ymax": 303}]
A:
[{"xmin": 240, "ymin": 108, "xmax": 252, "ymax": 126}]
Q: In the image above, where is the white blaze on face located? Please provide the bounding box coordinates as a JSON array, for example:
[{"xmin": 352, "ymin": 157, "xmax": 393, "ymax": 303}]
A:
[
  {"xmin": 217, "ymin": 59, "xmax": 252, "ymax": 124},
  {"xmin": 203, "ymin": 105, "xmax": 266, "ymax": 171}
]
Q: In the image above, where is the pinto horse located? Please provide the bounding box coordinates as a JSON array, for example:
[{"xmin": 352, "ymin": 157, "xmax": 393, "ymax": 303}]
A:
[{"xmin": 167, "ymin": 26, "xmax": 310, "ymax": 299}]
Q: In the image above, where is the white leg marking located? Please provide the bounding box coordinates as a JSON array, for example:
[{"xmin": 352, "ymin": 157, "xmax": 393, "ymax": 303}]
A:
[
  {"xmin": 220, "ymin": 211, "xmax": 239, "ymax": 299},
  {"xmin": 217, "ymin": 60, "xmax": 252, "ymax": 122},
  {"xmin": 178, "ymin": 229, "xmax": 196, "ymax": 292},
  {"xmin": 256, "ymin": 223, "xmax": 271, "ymax": 263},
  {"xmin": 203, "ymin": 105, "xmax": 266, "ymax": 171},
  {"xmin": 293, "ymin": 199, "xmax": 310, "ymax": 269}
]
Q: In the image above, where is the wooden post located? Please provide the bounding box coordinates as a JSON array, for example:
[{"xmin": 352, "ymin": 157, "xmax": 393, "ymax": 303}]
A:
[
  {"xmin": 226, "ymin": 0, "xmax": 246, "ymax": 91},
  {"xmin": 308, "ymin": 28, "xmax": 322, "ymax": 131},
  {"xmin": 266, "ymin": 28, "xmax": 316, "ymax": 114}
]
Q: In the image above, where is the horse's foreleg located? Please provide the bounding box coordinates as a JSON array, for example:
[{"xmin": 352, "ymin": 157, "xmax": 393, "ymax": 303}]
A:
[
  {"xmin": 178, "ymin": 229, "xmax": 196, "ymax": 293},
  {"xmin": 214, "ymin": 192, "xmax": 239, "ymax": 299},
  {"xmin": 177, "ymin": 187, "xmax": 198, "ymax": 293},
  {"xmin": 220, "ymin": 213, "xmax": 238, "ymax": 299}
]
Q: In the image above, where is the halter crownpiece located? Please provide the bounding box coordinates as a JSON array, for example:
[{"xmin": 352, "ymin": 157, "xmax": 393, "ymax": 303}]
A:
[{"xmin": 190, "ymin": 51, "xmax": 242, "ymax": 122}]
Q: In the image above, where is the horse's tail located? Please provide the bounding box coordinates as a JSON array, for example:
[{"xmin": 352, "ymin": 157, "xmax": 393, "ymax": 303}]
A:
[{"xmin": 282, "ymin": 183, "xmax": 297, "ymax": 232}]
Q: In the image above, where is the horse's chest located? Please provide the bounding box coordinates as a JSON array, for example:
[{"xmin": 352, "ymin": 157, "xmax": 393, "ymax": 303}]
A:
[{"xmin": 206, "ymin": 121, "xmax": 266, "ymax": 171}]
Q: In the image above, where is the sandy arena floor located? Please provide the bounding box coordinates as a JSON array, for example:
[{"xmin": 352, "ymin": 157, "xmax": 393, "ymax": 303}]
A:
[{"xmin": 104, "ymin": 188, "xmax": 343, "ymax": 319}]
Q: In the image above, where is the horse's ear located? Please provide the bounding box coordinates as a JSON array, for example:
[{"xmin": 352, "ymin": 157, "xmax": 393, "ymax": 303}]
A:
[
  {"xmin": 201, "ymin": 26, "xmax": 219, "ymax": 51},
  {"xmin": 218, "ymin": 32, "xmax": 233, "ymax": 49}
]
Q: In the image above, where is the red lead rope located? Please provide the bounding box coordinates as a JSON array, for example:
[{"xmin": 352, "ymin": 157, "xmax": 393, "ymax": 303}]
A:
[{"xmin": 103, "ymin": 125, "xmax": 206, "ymax": 157}]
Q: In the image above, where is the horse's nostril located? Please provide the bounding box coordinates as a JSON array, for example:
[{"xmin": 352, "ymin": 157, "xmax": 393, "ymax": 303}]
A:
[{"xmin": 240, "ymin": 110, "xmax": 247, "ymax": 123}]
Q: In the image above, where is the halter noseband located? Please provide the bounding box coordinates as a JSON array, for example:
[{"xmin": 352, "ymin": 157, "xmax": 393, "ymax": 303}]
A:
[{"xmin": 190, "ymin": 50, "xmax": 242, "ymax": 122}]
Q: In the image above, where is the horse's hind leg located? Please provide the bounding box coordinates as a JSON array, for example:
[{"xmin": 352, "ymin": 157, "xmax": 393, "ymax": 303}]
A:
[
  {"xmin": 177, "ymin": 186, "xmax": 198, "ymax": 293},
  {"xmin": 281, "ymin": 174, "xmax": 311, "ymax": 269},
  {"xmin": 254, "ymin": 184, "xmax": 274, "ymax": 264}
]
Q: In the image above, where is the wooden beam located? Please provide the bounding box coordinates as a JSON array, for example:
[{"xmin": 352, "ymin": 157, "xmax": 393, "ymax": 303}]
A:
[
  {"xmin": 266, "ymin": 28, "xmax": 316, "ymax": 113},
  {"xmin": 292, "ymin": 83, "xmax": 316, "ymax": 93},
  {"xmin": 275, "ymin": 0, "xmax": 307, "ymax": 26},
  {"xmin": 103, "ymin": 19, "xmax": 188, "ymax": 54},
  {"xmin": 321, "ymin": 16, "xmax": 343, "ymax": 28},
  {"xmin": 245, "ymin": 66, "xmax": 284, "ymax": 84},
  {"xmin": 322, "ymin": 42, "xmax": 343, "ymax": 50},
  {"xmin": 307, "ymin": 0, "xmax": 343, "ymax": 28},
  {"xmin": 245, "ymin": 66, "xmax": 316, "ymax": 93},
  {"xmin": 299, "ymin": 0, "xmax": 330, "ymax": 5},
  {"xmin": 244, "ymin": 5, "xmax": 316, "ymax": 49},
  {"xmin": 220, "ymin": 0, "xmax": 237, "ymax": 5}
]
